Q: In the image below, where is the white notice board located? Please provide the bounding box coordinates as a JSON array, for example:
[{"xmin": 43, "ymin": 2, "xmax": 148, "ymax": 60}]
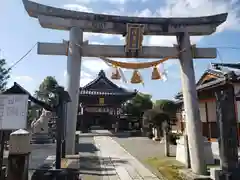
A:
[{"xmin": 0, "ymin": 94, "xmax": 29, "ymax": 130}]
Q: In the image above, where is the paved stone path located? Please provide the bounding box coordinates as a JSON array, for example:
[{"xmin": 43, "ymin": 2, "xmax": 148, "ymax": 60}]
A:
[
  {"xmin": 29, "ymin": 144, "xmax": 56, "ymax": 169},
  {"xmin": 27, "ymin": 130, "xmax": 162, "ymax": 180},
  {"xmin": 77, "ymin": 132, "xmax": 102, "ymax": 180},
  {"xmin": 93, "ymin": 130, "xmax": 159, "ymax": 180}
]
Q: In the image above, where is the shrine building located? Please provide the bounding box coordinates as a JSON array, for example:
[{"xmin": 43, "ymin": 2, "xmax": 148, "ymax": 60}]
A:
[
  {"xmin": 77, "ymin": 70, "xmax": 137, "ymax": 130},
  {"xmin": 175, "ymin": 63, "xmax": 240, "ymax": 142}
]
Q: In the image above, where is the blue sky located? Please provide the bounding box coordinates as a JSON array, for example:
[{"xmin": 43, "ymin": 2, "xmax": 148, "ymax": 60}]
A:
[{"xmin": 1, "ymin": 0, "xmax": 240, "ymax": 101}]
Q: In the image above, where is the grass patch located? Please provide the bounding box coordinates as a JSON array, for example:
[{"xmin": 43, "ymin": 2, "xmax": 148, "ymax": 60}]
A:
[{"xmin": 145, "ymin": 157, "xmax": 186, "ymax": 180}]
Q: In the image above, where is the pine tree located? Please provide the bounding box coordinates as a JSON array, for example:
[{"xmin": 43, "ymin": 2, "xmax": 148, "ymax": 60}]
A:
[
  {"xmin": 35, "ymin": 76, "xmax": 59, "ymax": 104},
  {"xmin": 0, "ymin": 59, "xmax": 10, "ymax": 92}
]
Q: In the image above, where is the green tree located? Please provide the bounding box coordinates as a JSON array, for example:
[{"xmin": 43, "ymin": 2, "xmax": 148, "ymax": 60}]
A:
[
  {"xmin": 123, "ymin": 92, "xmax": 153, "ymax": 117},
  {"xmin": 143, "ymin": 109, "xmax": 172, "ymax": 156},
  {"xmin": 0, "ymin": 59, "xmax": 10, "ymax": 92},
  {"xmin": 143, "ymin": 109, "xmax": 170, "ymax": 130},
  {"xmin": 154, "ymin": 99, "xmax": 178, "ymax": 121},
  {"xmin": 35, "ymin": 76, "xmax": 59, "ymax": 104}
]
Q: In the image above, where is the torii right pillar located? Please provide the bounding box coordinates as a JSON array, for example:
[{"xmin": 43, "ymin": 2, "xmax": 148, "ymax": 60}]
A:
[{"xmin": 177, "ymin": 31, "xmax": 206, "ymax": 175}]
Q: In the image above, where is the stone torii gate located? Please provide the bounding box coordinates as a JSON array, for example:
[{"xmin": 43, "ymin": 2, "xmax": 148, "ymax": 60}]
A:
[{"xmin": 22, "ymin": 0, "xmax": 227, "ymax": 175}]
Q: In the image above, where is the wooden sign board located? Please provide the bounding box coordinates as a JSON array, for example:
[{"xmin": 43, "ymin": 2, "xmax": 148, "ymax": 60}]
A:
[
  {"xmin": 99, "ymin": 97, "xmax": 104, "ymax": 105},
  {"xmin": 0, "ymin": 94, "xmax": 28, "ymax": 130},
  {"xmin": 125, "ymin": 24, "xmax": 144, "ymax": 52}
]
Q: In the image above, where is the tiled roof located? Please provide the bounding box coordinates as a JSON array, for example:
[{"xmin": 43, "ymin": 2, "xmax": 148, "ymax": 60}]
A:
[
  {"xmin": 79, "ymin": 89, "xmax": 136, "ymax": 96},
  {"xmin": 175, "ymin": 63, "xmax": 240, "ymax": 101},
  {"xmin": 79, "ymin": 70, "xmax": 137, "ymax": 96},
  {"xmin": 212, "ymin": 63, "xmax": 240, "ymax": 70},
  {"xmin": 3, "ymin": 82, "xmax": 53, "ymax": 111}
]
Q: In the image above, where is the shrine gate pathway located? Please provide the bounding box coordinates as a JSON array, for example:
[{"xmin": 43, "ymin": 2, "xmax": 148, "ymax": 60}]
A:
[{"xmin": 77, "ymin": 129, "xmax": 176, "ymax": 180}]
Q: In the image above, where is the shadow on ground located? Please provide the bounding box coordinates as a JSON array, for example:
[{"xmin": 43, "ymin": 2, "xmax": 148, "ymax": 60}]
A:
[
  {"xmin": 76, "ymin": 133, "xmax": 130, "ymax": 179},
  {"xmin": 76, "ymin": 143, "xmax": 99, "ymax": 153},
  {"xmin": 79, "ymin": 156, "xmax": 128, "ymax": 177},
  {"xmin": 79, "ymin": 131, "xmax": 143, "ymax": 139}
]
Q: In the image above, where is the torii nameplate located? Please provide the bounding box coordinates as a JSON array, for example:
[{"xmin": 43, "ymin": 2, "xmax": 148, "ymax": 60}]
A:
[{"xmin": 22, "ymin": 0, "xmax": 228, "ymax": 36}]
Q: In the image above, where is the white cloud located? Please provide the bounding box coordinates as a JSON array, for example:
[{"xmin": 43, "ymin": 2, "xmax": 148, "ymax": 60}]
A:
[
  {"xmin": 64, "ymin": 70, "xmax": 92, "ymax": 78},
  {"xmin": 80, "ymin": 77, "xmax": 94, "ymax": 87},
  {"xmin": 63, "ymin": 59, "xmax": 132, "ymax": 88},
  {"xmin": 82, "ymin": 58, "xmax": 110, "ymax": 72},
  {"xmin": 7, "ymin": 75, "xmax": 35, "ymax": 94},
  {"xmin": 83, "ymin": 32, "xmax": 121, "ymax": 42},
  {"xmin": 13, "ymin": 75, "xmax": 33, "ymax": 82},
  {"xmin": 81, "ymin": 71, "xmax": 92, "ymax": 78},
  {"xmin": 64, "ymin": 69, "xmax": 93, "ymax": 86},
  {"xmin": 63, "ymin": 4, "xmax": 93, "ymax": 12},
  {"xmin": 75, "ymin": 0, "xmax": 94, "ymax": 4},
  {"xmin": 91, "ymin": 41, "xmax": 105, "ymax": 45},
  {"xmin": 75, "ymin": 0, "xmax": 132, "ymax": 5},
  {"xmin": 149, "ymin": 0, "xmax": 240, "ymax": 46},
  {"xmin": 135, "ymin": 8, "xmax": 153, "ymax": 17}
]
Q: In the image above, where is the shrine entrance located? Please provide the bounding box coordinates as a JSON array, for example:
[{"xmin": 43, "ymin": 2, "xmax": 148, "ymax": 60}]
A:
[
  {"xmin": 76, "ymin": 70, "xmax": 136, "ymax": 131},
  {"xmin": 78, "ymin": 111, "xmax": 119, "ymax": 131},
  {"xmin": 91, "ymin": 113, "xmax": 111, "ymax": 127},
  {"xmin": 22, "ymin": 0, "xmax": 228, "ymax": 174}
]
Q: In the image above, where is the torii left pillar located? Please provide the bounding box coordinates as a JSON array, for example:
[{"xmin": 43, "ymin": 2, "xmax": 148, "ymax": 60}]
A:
[{"xmin": 65, "ymin": 27, "xmax": 83, "ymax": 154}]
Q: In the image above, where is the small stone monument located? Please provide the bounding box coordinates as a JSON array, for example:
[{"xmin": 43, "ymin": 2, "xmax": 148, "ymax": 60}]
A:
[
  {"xmin": 7, "ymin": 129, "xmax": 31, "ymax": 180},
  {"xmin": 31, "ymin": 109, "xmax": 53, "ymax": 144}
]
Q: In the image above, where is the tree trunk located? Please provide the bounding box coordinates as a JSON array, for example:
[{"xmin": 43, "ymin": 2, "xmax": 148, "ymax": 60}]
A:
[
  {"xmin": 153, "ymin": 127, "xmax": 160, "ymax": 141},
  {"xmin": 164, "ymin": 128, "xmax": 170, "ymax": 156}
]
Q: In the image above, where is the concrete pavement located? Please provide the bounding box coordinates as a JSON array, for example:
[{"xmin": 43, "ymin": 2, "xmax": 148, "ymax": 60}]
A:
[
  {"xmin": 77, "ymin": 132, "xmax": 103, "ymax": 180},
  {"xmin": 27, "ymin": 130, "xmax": 160, "ymax": 180},
  {"xmin": 93, "ymin": 130, "xmax": 160, "ymax": 180}
]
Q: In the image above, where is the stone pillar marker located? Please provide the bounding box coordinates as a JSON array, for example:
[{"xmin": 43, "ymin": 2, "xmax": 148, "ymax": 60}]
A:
[
  {"xmin": 177, "ymin": 31, "xmax": 206, "ymax": 175},
  {"xmin": 65, "ymin": 27, "xmax": 83, "ymax": 154},
  {"xmin": 215, "ymin": 84, "xmax": 239, "ymax": 180},
  {"xmin": 7, "ymin": 129, "xmax": 31, "ymax": 180}
]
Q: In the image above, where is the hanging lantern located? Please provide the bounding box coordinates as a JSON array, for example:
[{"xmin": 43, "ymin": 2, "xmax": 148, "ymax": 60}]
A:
[
  {"xmin": 151, "ymin": 66, "xmax": 161, "ymax": 80},
  {"xmin": 111, "ymin": 67, "xmax": 121, "ymax": 80},
  {"xmin": 131, "ymin": 70, "xmax": 142, "ymax": 84}
]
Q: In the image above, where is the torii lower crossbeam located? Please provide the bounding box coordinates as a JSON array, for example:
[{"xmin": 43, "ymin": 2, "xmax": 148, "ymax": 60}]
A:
[{"xmin": 37, "ymin": 43, "xmax": 217, "ymax": 59}]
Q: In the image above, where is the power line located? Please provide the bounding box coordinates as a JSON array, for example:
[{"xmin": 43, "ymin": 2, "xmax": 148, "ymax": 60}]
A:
[
  {"xmin": 9, "ymin": 43, "xmax": 37, "ymax": 70},
  {"xmin": 204, "ymin": 46, "xmax": 240, "ymax": 50}
]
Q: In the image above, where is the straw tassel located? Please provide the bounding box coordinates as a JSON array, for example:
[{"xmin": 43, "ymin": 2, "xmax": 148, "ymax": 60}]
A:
[
  {"xmin": 151, "ymin": 66, "xmax": 161, "ymax": 80},
  {"xmin": 111, "ymin": 67, "xmax": 121, "ymax": 80},
  {"xmin": 131, "ymin": 70, "xmax": 142, "ymax": 84}
]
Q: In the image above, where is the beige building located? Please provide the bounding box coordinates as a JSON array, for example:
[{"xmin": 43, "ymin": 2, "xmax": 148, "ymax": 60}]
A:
[{"xmin": 175, "ymin": 63, "xmax": 240, "ymax": 141}]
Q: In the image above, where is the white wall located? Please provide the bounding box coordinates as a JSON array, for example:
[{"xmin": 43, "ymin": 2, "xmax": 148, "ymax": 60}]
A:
[
  {"xmin": 182, "ymin": 101, "xmax": 217, "ymax": 123},
  {"xmin": 199, "ymin": 102, "xmax": 206, "ymax": 122},
  {"xmin": 207, "ymin": 101, "xmax": 216, "ymax": 122}
]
